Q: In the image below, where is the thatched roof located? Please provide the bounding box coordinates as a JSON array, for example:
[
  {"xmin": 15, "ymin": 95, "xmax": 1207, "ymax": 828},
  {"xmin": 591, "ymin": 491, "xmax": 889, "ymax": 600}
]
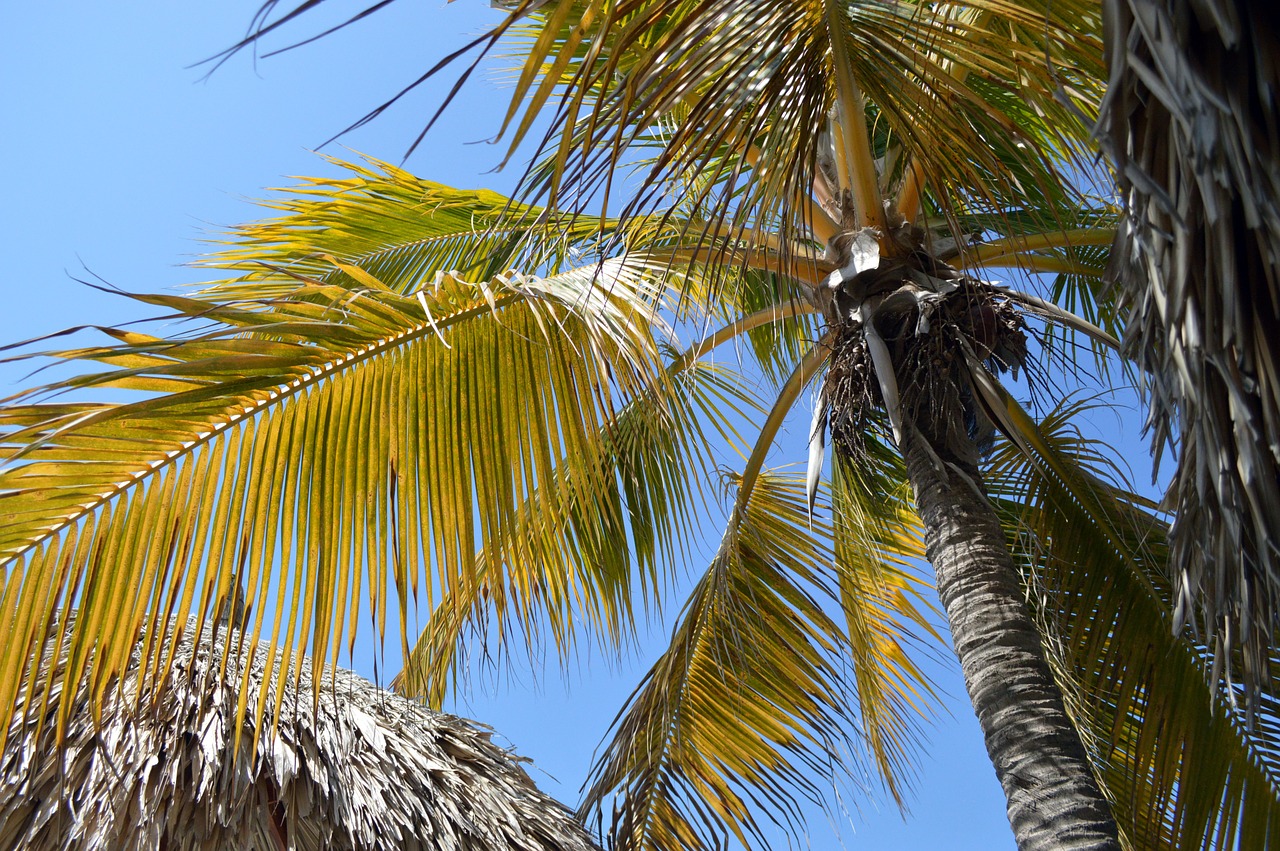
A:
[
  {"xmin": 1096, "ymin": 0, "xmax": 1280, "ymax": 701},
  {"xmin": 0, "ymin": 621, "xmax": 600, "ymax": 851}
]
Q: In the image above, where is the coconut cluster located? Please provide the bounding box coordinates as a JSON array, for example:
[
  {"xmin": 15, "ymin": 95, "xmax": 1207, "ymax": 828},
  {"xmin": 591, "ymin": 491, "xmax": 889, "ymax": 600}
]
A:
[{"xmin": 821, "ymin": 250, "xmax": 1027, "ymax": 463}]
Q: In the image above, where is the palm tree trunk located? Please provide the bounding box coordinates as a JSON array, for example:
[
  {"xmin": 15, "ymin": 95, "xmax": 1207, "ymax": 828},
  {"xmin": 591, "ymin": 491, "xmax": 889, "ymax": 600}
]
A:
[{"xmin": 901, "ymin": 426, "xmax": 1121, "ymax": 851}]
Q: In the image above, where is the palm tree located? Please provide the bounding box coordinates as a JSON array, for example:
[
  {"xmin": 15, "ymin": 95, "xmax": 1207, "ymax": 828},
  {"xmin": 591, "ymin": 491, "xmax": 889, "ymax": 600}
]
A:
[
  {"xmin": 2, "ymin": 4, "xmax": 1279, "ymax": 851},
  {"xmin": 1095, "ymin": 0, "xmax": 1280, "ymax": 711}
]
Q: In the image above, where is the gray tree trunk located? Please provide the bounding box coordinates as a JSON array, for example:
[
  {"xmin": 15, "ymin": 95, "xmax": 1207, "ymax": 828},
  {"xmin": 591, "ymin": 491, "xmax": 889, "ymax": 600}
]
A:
[{"xmin": 901, "ymin": 426, "xmax": 1121, "ymax": 851}]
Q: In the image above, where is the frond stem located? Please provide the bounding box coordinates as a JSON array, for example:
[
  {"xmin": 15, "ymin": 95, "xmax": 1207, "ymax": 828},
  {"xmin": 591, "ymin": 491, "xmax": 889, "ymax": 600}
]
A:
[
  {"xmin": 975, "ymin": 256, "xmax": 1107, "ymax": 278},
  {"xmin": 825, "ymin": 2, "xmax": 883, "ymax": 232},
  {"xmin": 668, "ymin": 303, "xmax": 820, "ymax": 375},
  {"xmin": 696, "ymin": 221, "xmax": 818, "ymax": 260},
  {"xmin": 0, "ymin": 295, "xmax": 518, "ymax": 570},
  {"xmin": 895, "ymin": 162, "xmax": 926, "ymax": 226},
  {"xmin": 956, "ymin": 228, "xmax": 1115, "ymax": 265},
  {"xmin": 1005, "ymin": 290, "xmax": 1121, "ymax": 350}
]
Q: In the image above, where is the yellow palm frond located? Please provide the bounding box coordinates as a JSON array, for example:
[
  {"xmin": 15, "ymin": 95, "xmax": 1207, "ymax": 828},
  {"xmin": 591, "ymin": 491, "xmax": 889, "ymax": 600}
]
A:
[
  {"xmin": 393, "ymin": 358, "xmax": 756, "ymax": 707},
  {"xmin": 830, "ymin": 450, "xmax": 939, "ymax": 807},
  {"xmin": 201, "ymin": 154, "xmax": 618, "ymax": 293},
  {"xmin": 0, "ymin": 235, "xmax": 669, "ymax": 755},
  {"xmin": 579, "ymin": 471, "xmax": 943, "ymax": 851}
]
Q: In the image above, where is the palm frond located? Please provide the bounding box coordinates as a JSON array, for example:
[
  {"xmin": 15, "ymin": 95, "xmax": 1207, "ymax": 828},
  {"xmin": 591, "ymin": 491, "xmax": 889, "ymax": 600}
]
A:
[
  {"xmin": 489, "ymin": 0, "xmax": 1105, "ymax": 249},
  {"xmin": 579, "ymin": 471, "xmax": 941, "ymax": 851},
  {"xmin": 984, "ymin": 393, "xmax": 1280, "ymax": 850},
  {"xmin": 393, "ymin": 358, "xmax": 756, "ymax": 707},
  {"xmin": 201, "ymin": 154, "xmax": 615, "ymax": 293},
  {"xmin": 829, "ymin": 449, "xmax": 939, "ymax": 807},
  {"xmin": 0, "ymin": 235, "xmax": 670, "ymax": 754}
]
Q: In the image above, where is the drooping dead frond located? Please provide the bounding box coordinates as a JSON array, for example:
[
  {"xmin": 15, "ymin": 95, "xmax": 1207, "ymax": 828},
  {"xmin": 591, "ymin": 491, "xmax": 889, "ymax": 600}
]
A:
[
  {"xmin": 0, "ymin": 617, "xmax": 600, "ymax": 851},
  {"xmin": 1096, "ymin": 0, "xmax": 1280, "ymax": 707}
]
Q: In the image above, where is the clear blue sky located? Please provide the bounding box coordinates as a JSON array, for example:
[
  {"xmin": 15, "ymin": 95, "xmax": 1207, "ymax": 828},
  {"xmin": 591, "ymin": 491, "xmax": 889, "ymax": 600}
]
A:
[{"xmin": 2, "ymin": 3, "xmax": 1156, "ymax": 848}]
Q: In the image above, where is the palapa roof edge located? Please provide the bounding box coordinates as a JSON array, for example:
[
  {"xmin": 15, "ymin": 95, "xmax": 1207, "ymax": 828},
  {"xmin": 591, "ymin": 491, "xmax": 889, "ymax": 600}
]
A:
[{"xmin": 0, "ymin": 618, "xmax": 601, "ymax": 851}]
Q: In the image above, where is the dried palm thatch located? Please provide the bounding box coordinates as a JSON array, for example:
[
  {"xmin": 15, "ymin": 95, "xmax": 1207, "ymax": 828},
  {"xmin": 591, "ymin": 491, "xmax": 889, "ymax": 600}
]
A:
[
  {"xmin": 0, "ymin": 619, "xmax": 600, "ymax": 851},
  {"xmin": 1096, "ymin": 0, "xmax": 1280, "ymax": 703}
]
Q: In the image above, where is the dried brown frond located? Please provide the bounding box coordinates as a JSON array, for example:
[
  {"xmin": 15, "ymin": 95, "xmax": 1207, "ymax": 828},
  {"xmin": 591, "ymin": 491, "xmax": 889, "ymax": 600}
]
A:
[{"xmin": 1097, "ymin": 0, "xmax": 1280, "ymax": 708}]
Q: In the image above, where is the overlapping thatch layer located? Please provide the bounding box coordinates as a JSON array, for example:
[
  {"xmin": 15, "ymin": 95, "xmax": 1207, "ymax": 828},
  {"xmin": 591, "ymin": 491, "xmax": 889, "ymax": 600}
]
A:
[
  {"xmin": 1097, "ymin": 0, "xmax": 1280, "ymax": 703},
  {"xmin": 0, "ymin": 622, "xmax": 600, "ymax": 851}
]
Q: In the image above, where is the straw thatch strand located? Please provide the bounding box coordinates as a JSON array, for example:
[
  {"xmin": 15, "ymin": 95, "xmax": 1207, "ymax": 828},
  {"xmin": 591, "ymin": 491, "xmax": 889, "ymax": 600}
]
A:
[
  {"xmin": 1096, "ymin": 0, "xmax": 1280, "ymax": 706},
  {"xmin": 0, "ymin": 620, "xmax": 600, "ymax": 851}
]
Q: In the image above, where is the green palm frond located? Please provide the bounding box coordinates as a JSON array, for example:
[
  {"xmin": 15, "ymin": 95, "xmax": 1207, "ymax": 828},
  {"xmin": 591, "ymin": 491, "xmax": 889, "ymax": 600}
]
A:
[
  {"xmin": 393, "ymin": 357, "xmax": 756, "ymax": 707},
  {"xmin": 984, "ymin": 394, "xmax": 1280, "ymax": 850},
  {"xmin": 579, "ymin": 471, "xmax": 943, "ymax": 851},
  {"xmin": 202, "ymin": 155, "xmax": 616, "ymax": 293},
  {"xmin": 0, "ymin": 222, "xmax": 672, "ymax": 752},
  {"xmin": 511, "ymin": 108, "xmax": 837, "ymax": 324},
  {"xmin": 488, "ymin": 0, "xmax": 1105, "ymax": 240}
]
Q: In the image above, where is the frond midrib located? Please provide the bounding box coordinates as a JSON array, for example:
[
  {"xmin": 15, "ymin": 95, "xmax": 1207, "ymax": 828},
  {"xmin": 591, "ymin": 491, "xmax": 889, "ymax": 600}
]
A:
[{"xmin": 0, "ymin": 296, "xmax": 513, "ymax": 571}]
